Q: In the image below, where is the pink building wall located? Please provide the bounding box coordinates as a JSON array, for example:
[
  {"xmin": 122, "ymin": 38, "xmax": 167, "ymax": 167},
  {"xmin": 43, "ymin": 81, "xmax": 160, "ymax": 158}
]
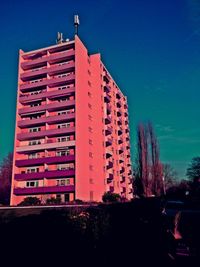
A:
[{"xmin": 10, "ymin": 35, "xmax": 133, "ymax": 205}]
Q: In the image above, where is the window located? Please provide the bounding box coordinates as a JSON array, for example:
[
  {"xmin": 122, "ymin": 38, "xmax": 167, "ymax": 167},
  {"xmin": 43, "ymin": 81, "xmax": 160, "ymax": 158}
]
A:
[
  {"xmin": 56, "ymin": 179, "xmax": 69, "ymax": 186},
  {"xmin": 88, "ymin": 92, "xmax": 92, "ymax": 98},
  {"xmin": 89, "ymin": 152, "xmax": 93, "ymax": 158},
  {"xmin": 58, "ymin": 97, "xmax": 69, "ymax": 102},
  {"xmin": 88, "ymin": 127, "xmax": 93, "ymax": 133},
  {"xmin": 58, "ymin": 86, "xmax": 67, "ymax": 90},
  {"xmin": 56, "ymin": 150, "xmax": 70, "ymax": 156},
  {"xmin": 89, "ymin": 139, "xmax": 93, "ymax": 145},
  {"xmin": 57, "ymin": 123, "xmax": 70, "ymax": 129},
  {"xmin": 30, "ymin": 114, "xmax": 41, "ymax": 120},
  {"xmin": 58, "ymin": 110, "xmax": 70, "ymax": 115},
  {"xmin": 30, "ymin": 79, "xmax": 42, "ymax": 84},
  {"xmin": 30, "ymin": 102, "xmax": 41, "ymax": 107},
  {"xmin": 29, "ymin": 140, "xmax": 41, "ymax": 146},
  {"xmin": 89, "ymin": 165, "xmax": 93, "ymax": 171},
  {"xmin": 89, "ymin": 178, "xmax": 94, "ymax": 184},
  {"xmin": 57, "ymin": 136, "xmax": 70, "ymax": 142},
  {"xmin": 57, "ymin": 164, "xmax": 74, "ymax": 170},
  {"xmin": 26, "ymin": 181, "xmax": 39, "ymax": 187},
  {"xmin": 30, "ymin": 90, "xmax": 42, "ymax": 95},
  {"xmin": 26, "ymin": 167, "xmax": 40, "ymax": 173},
  {"xmin": 88, "ymin": 103, "xmax": 92, "ymax": 109},
  {"xmin": 29, "ymin": 127, "xmax": 41, "ymax": 133},
  {"xmin": 28, "ymin": 153, "xmax": 38, "ymax": 159}
]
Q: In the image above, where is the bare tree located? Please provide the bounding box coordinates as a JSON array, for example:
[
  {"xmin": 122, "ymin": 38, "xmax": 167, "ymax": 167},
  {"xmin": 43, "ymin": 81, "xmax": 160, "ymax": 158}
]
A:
[
  {"xmin": 0, "ymin": 153, "xmax": 13, "ymax": 205},
  {"xmin": 163, "ymin": 164, "xmax": 178, "ymax": 190},
  {"xmin": 148, "ymin": 122, "xmax": 163, "ymax": 196},
  {"xmin": 135, "ymin": 122, "xmax": 163, "ymax": 197}
]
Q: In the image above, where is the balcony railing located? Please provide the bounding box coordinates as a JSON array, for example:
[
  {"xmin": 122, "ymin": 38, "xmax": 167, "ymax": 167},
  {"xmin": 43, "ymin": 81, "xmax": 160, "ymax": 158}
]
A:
[
  {"xmin": 16, "ymin": 140, "xmax": 75, "ymax": 153},
  {"xmin": 13, "ymin": 185, "xmax": 75, "ymax": 195},
  {"xmin": 17, "ymin": 127, "xmax": 75, "ymax": 141},
  {"xmin": 19, "ymin": 74, "xmax": 75, "ymax": 91},
  {"xmin": 18, "ymin": 99, "xmax": 75, "ymax": 115},
  {"xmin": 21, "ymin": 50, "xmax": 75, "ymax": 70},
  {"xmin": 15, "ymin": 154, "xmax": 75, "ymax": 167},
  {"xmin": 14, "ymin": 169, "xmax": 75, "ymax": 181},
  {"xmin": 19, "ymin": 87, "xmax": 75, "ymax": 104},
  {"xmin": 20, "ymin": 61, "xmax": 75, "ymax": 81}
]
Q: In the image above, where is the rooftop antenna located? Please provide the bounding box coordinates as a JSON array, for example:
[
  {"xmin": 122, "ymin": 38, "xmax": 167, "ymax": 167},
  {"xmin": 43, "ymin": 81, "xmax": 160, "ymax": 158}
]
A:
[
  {"xmin": 56, "ymin": 32, "xmax": 63, "ymax": 44},
  {"xmin": 74, "ymin": 15, "xmax": 80, "ymax": 35}
]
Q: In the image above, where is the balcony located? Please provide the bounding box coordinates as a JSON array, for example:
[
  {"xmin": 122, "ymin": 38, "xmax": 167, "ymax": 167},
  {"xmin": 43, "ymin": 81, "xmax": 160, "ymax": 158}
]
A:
[
  {"xmin": 17, "ymin": 127, "xmax": 75, "ymax": 141},
  {"xmin": 105, "ymin": 115, "xmax": 112, "ymax": 125},
  {"xmin": 104, "ymin": 94, "xmax": 111, "ymax": 103},
  {"xmin": 14, "ymin": 169, "xmax": 75, "ymax": 181},
  {"xmin": 105, "ymin": 138, "xmax": 112, "ymax": 147},
  {"xmin": 19, "ymin": 99, "xmax": 75, "ymax": 115},
  {"xmin": 118, "ymin": 138, "xmax": 123, "ymax": 145},
  {"xmin": 103, "ymin": 73, "xmax": 110, "ymax": 83},
  {"xmin": 116, "ymin": 92, "xmax": 121, "ymax": 99},
  {"xmin": 107, "ymin": 173, "xmax": 114, "ymax": 183},
  {"xmin": 117, "ymin": 101, "xmax": 122, "ymax": 108},
  {"xmin": 117, "ymin": 110, "xmax": 122, "ymax": 117},
  {"xmin": 20, "ymin": 61, "xmax": 75, "ymax": 81},
  {"xmin": 119, "ymin": 147, "xmax": 124, "ymax": 154},
  {"xmin": 106, "ymin": 161, "xmax": 113, "ymax": 170},
  {"xmin": 118, "ymin": 127, "xmax": 123, "ymax": 136},
  {"xmin": 20, "ymin": 74, "xmax": 75, "ymax": 91},
  {"xmin": 19, "ymin": 87, "xmax": 75, "ymax": 104},
  {"xmin": 121, "ymin": 187, "xmax": 126, "ymax": 193},
  {"xmin": 117, "ymin": 118, "xmax": 122, "ymax": 126},
  {"xmin": 21, "ymin": 50, "xmax": 75, "ymax": 70},
  {"xmin": 13, "ymin": 185, "xmax": 75, "ymax": 195},
  {"xmin": 120, "ymin": 167, "xmax": 125, "ymax": 174},
  {"xmin": 106, "ymin": 150, "xmax": 112, "ymax": 158},
  {"xmin": 120, "ymin": 176, "xmax": 125, "ymax": 183},
  {"xmin": 104, "ymin": 85, "xmax": 111, "ymax": 93},
  {"xmin": 109, "ymin": 186, "xmax": 114, "ymax": 193},
  {"xmin": 105, "ymin": 127, "xmax": 112, "ymax": 136},
  {"xmin": 18, "ymin": 113, "xmax": 75, "ymax": 128},
  {"xmin": 16, "ymin": 140, "xmax": 75, "ymax": 153},
  {"xmin": 107, "ymin": 104, "xmax": 111, "ymax": 115},
  {"xmin": 15, "ymin": 154, "xmax": 75, "ymax": 167},
  {"xmin": 128, "ymin": 178, "xmax": 133, "ymax": 185}
]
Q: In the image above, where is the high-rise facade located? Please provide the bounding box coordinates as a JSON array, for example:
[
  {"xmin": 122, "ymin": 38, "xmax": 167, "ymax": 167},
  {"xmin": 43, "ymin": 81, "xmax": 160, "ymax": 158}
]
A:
[{"xmin": 10, "ymin": 35, "xmax": 133, "ymax": 205}]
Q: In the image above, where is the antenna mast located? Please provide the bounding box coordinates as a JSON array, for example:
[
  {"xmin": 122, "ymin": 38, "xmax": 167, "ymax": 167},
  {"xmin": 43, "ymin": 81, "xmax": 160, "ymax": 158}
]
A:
[{"xmin": 74, "ymin": 15, "xmax": 80, "ymax": 35}]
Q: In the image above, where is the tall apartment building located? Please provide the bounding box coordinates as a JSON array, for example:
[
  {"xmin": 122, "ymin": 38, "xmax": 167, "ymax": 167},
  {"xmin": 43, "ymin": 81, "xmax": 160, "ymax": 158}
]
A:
[{"xmin": 10, "ymin": 34, "xmax": 133, "ymax": 205}]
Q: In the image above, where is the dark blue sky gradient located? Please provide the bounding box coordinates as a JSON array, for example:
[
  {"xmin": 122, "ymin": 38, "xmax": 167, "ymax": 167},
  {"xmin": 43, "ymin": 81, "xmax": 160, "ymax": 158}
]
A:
[{"xmin": 0, "ymin": 0, "xmax": 200, "ymax": 178}]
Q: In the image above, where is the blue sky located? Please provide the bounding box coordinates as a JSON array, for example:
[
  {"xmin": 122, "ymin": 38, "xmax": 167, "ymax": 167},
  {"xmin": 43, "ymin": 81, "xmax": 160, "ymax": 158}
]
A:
[{"xmin": 0, "ymin": 0, "xmax": 200, "ymax": 178}]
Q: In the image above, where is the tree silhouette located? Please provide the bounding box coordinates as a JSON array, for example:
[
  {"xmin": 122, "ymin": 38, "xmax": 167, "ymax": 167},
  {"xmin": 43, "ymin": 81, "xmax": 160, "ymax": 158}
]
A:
[{"xmin": 0, "ymin": 153, "xmax": 13, "ymax": 205}]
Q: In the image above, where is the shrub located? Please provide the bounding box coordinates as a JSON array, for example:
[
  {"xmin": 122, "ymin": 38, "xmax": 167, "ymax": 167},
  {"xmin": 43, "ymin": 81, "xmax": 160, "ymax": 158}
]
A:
[
  {"xmin": 102, "ymin": 192, "xmax": 121, "ymax": 203},
  {"xmin": 46, "ymin": 197, "xmax": 61, "ymax": 205},
  {"xmin": 18, "ymin": 197, "xmax": 41, "ymax": 206}
]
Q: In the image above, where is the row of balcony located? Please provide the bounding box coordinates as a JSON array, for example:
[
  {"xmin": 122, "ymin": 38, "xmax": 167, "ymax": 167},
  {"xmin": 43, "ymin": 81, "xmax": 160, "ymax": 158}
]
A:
[
  {"xmin": 21, "ymin": 50, "xmax": 75, "ymax": 70},
  {"xmin": 20, "ymin": 74, "xmax": 75, "ymax": 91},
  {"xmin": 14, "ymin": 169, "xmax": 75, "ymax": 181},
  {"xmin": 18, "ymin": 99, "xmax": 75, "ymax": 115},
  {"xmin": 19, "ymin": 86, "xmax": 75, "ymax": 104},
  {"xmin": 17, "ymin": 126, "xmax": 75, "ymax": 141},
  {"xmin": 16, "ymin": 140, "xmax": 75, "ymax": 153},
  {"xmin": 15, "ymin": 154, "xmax": 75, "ymax": 167},
  {"xmin": 18, "ymin": 113, "xmax": 75, "ymax": 128},
  {"xmin": 13, "ymin": 185, "xmax": 75, "ymax": 195},
  {"xmin": 20, "ymin": 61, "xmax": 75, "ymax": 81}
]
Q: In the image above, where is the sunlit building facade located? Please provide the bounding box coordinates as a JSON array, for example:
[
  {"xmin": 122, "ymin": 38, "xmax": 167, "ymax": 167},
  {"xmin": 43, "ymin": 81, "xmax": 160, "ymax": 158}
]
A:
[{"xmin": 10, "ymin": 35, "xmax": 133, "ymax": 205}]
